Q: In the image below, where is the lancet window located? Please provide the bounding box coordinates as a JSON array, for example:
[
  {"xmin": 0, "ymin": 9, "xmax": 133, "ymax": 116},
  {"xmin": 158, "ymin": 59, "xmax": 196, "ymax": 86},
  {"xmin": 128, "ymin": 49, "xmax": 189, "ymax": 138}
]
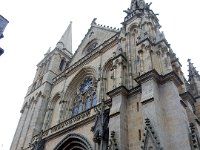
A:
[{"xmin": 71, "ymin": 77, "xmax": 97, "ymax": 117}]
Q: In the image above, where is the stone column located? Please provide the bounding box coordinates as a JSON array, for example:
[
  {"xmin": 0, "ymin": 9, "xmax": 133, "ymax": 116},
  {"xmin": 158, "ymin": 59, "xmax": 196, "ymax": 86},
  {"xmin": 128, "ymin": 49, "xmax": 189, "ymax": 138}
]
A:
[
  {"xmin": 139, "ymin": 77, "xmax": 166, "ymax": 149},
  {"xmin": 160, "ymin": 81, "xmax": 191, "ymax": 150},
  {"xmin": 136, "ymin": 70, "xmax": 191, "ymax": 150},
  {"xmin": 24, "ymin": 95, "xmax": 48, "ymax": 148},
  {"xmin": 58, "ymin": 100, "xmax": 68, "ymax": 123},
  {"xmin": 107, "ymin": 86, "xmax": 129, "ymax": 150},
  {"xmin": 42, "ymin": 107, "xmax": 53, "ymax": 130},
  {"xmin": 17, "ymin": 102, "xmax": 36, "ymax": 150},
  {"xmin": 10, "ymin": 105, "xmax": 29, "ymax": 150}
]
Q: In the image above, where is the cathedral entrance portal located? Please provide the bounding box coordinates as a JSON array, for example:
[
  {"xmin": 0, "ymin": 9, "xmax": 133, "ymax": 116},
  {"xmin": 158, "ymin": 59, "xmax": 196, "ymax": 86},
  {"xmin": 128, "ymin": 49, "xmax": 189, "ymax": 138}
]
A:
[{"xmin": 54, "ymin": 133, "xmax": 93, "ymax": 150}]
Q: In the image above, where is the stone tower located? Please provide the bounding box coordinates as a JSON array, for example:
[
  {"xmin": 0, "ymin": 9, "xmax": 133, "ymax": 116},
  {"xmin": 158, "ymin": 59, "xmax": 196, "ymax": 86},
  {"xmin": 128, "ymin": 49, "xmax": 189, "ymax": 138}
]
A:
[
  {"xmin": 10, "ymin": 22, "xmax": 72, "ymax": 150},
  {"xmin": 11, "ymin": 0, "xmax": 200, "ymax": 150}
]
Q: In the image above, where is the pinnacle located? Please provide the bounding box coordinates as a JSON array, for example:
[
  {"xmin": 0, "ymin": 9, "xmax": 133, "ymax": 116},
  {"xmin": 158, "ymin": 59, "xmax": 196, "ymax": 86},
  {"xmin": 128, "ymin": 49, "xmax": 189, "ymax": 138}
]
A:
[
  {"xmin": 124, "ymin": 0, "xmax": 157, "ymax": 23},
  {"xmin": 188, "ymin": 59, "xmax": 200, "ymax": 81},
  {"xmin": 56, "ymin": 22, "xmax": 72, "ymax": 53}
]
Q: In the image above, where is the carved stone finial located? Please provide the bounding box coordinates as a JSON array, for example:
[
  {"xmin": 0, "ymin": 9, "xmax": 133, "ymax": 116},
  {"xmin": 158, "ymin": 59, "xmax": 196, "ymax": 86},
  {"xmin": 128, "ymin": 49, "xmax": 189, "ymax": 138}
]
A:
[
  {"xmin": 91, "ymin": 108, "xmax": 109, "ymax": 145},
  {"xmin": 91, "ymin": 18, "xmax": 97, "ymax": 26},
  {"xmin": 31, "ymin": 131, "xmax": 45, "ymax": 150}
]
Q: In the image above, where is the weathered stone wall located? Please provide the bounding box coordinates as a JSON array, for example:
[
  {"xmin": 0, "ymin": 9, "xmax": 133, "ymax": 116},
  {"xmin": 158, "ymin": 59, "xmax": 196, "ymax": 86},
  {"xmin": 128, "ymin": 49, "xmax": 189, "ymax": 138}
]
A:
[{"xmin": 127, "ymin": 94, "xmax": 143, "ymax": 149}]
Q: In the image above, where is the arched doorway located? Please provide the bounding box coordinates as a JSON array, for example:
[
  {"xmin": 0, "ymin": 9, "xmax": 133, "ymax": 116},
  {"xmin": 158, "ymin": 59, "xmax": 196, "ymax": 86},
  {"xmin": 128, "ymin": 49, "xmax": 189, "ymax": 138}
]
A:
[{"xmin": 54, "ymin": 133, "xmax": 93, "ymax": 150}]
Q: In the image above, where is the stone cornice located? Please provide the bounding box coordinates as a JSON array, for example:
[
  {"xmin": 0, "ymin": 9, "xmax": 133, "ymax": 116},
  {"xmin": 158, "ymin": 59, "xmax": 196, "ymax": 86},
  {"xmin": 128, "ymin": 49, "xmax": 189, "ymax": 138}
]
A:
[
  {"xmin": 180, "ymin": 92, "xmax": 196, "ymax": 109},
  {"xmin": 32, "ymin": 102, "xmax": 111, "ymax": 143},
  {"xmin": 129, "ymin": 85, "xmax": 141, "ymax": 96},
  {"xmin": 107, "ymin": 86, "xmax": 129, "ymax": 98},
  {"xmin": 136, "ymin": 36, "xmax": 155, "ymax": 46},
  {"xmin": 162, "ymin": 71, "xmax": 183, "ymax": 86},
  {"xmin": 112, "ymin": 53, "xmax": 127, "ymax": 62},
  {"xmin": 135, "ymin": 69, "xmax": 183, "ymax": 87},
  {"xmin": 141, "ymin": 98, "xmax": 154, "ymax": 105},
  {"xmin": 107, "ymin": 85, "xmax": 142, "ymax": 99},
  {"xmin": 32, "ymin": 110, "xmax": 92, "ymax": 142},
  {"xmin": 135, "ymin": 69, "xmax": 160, "ymax": 84}
]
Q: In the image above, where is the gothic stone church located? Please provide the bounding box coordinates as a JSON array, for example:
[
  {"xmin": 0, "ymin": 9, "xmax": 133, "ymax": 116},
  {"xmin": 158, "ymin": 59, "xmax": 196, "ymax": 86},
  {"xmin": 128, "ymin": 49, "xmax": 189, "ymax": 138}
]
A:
[{"xmin": 10, "ymin": 0, "xmax": 200, "ymax": 150}]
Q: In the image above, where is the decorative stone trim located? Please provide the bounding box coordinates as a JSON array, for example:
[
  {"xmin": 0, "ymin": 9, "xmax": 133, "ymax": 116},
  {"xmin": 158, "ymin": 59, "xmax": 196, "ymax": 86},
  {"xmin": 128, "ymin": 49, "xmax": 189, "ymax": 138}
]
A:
[
  {"xmin": 141, "ymin": 98, "xmax": 154, "ymax": 105},
  {"xmin": 108, "ymin": 131, "xmax": 118, "ymax": 150},
  {"xmin": 52, "ymin": 34, "xmax": 119, "ymax": 85},
  {"xmin": 180, "ymin": 100, "xmax": 187, "ymax": 108},
  {"xmin": 189, "ymin": 123, "xmax": 200, "ymax": 150},
  {"xmin": 32, "ymin": 102, "xmax": 112, "ymax": 143},
  {"xmin": 129, "ymin": 85, "xmax": 142, "ymax": 96},
  {"xmin": 54, "ymin": 133, "xmax": 93, "ymax": 150},
  {"xmin": 180, "ymin": 92, "xmax": 196, "ymax": 109},
  {"xmin": 135, "ymin": 69, "xmax": 160, "ymax": 85},
  {"xmin": 135, "ymin": 69, "xmax": 183, "ymax": 87},
  {"xmin": 162, "ymin": 71, "xmax": 183, "ymax": 86},
  {"xmin": 141, "ymin": 118, "xmax": 163, "ymax": 150},
  {"xmin": 112, "ymin": 53, "xmax": 127, "ymax": 62},
  {"xmin": 31, "ymin": 139, "xmax": 45, "ymax": 150},
  {"xmin": 107, "ymin": 86, "xmax": 129, "ymax": 98},
  {"xmin": 32, "ymin": 109, "xmax": 92, "ymax": 142}
]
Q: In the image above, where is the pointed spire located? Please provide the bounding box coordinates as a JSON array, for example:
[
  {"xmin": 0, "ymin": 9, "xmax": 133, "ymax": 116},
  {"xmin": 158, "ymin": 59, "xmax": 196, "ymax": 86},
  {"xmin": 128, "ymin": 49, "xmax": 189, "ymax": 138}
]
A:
[
  {"xmin": 56, "ymin": 21, "xmax": 72, "ymax": 53},
  {"xmin": 91, "ymin": 18, "xmax": 97, "ymax": 26}
]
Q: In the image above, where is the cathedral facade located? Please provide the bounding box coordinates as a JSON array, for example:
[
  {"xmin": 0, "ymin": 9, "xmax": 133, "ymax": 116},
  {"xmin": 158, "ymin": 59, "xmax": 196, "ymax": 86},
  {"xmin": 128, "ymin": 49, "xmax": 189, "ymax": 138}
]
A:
[{"xmin": 10, "ymin": 0, "xmax": 200, "ymax": 150}]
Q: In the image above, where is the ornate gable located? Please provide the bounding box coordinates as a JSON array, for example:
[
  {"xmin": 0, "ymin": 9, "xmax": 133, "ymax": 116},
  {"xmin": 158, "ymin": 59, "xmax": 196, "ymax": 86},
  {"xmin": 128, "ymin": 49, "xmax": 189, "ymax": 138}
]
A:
[{"xmin": 69, "ymin": 19, "xmax": 119, "ymax": 66}]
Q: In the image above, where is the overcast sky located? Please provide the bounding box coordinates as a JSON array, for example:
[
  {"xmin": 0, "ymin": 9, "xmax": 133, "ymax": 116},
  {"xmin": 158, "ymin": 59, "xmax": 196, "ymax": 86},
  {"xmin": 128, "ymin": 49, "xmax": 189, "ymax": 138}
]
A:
[{"xmin": 1, "ymin": 0, "xmax": 200, "ymax": 149}]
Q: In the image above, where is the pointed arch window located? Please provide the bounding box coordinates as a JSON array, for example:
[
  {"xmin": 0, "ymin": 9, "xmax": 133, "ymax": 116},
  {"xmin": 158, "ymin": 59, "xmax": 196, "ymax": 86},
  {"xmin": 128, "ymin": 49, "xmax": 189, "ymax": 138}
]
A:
[
  {"xmin": 83, "ymin": 39, "xmax": 98, "ymax": 55},
  {"xmin": 71, "ymin": 77, "xmax": 97, "ymax": 117},
  {"xmin": 85, "ymin": 96, "xmax": 91, "ymax": 110},
  {"xmin": 59, "ymin": 59, "xmax": 66, "ymax": 71},
  {"xmin": 91, "ymin": 92, "xmax": 97, "ymax": 107}
]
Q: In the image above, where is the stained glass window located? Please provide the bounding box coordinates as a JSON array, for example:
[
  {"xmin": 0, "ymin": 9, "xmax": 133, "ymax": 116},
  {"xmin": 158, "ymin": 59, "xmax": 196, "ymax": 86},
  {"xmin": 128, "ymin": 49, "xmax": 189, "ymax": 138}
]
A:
[
  {"xmin": 91, "ymin": 92, "xmax": 97, "ymax": 107},
  {"xmin": 78, "ymin": 101, "xmax": 83, "ymax": 113},
  {"xmin": 71, "ymin": 77, "xmax": 97, "ymax": 117},
  {"xmin": 85, "ymin": 96, "xmax": 91, "ymax": 110},
  {"xmin": 80, "ymin": 78, "xmax": 93, "ymax": 93}
]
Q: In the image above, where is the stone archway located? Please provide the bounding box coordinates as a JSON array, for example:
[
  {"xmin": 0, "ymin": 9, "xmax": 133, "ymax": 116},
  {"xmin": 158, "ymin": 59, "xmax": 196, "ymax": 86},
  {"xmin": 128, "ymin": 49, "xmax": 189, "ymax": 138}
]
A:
[{"xmin": 54, "ymin": 133, "xmax": 93, "ymax": 150}]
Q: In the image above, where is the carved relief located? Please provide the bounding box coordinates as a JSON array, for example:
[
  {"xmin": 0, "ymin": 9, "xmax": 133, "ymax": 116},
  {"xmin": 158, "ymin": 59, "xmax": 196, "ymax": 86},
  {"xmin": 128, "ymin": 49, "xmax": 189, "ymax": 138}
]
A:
[
  {"xmin": 141, "ymin": 118, "xmax": 162, "ymax": 150},
  {"xmin": 54, "ymin": 133, "xmax": 93, "ymax": 150},
  {"xmin": 91, "ymin": 105, "xmax": 109, "ymax": 149},
  {"xmin": 108, "ymin": 131, "xmax": 118, "ymax": 150},
  {"xmin": 189, "ymin": 123, "xmax": 200, "ymax": 150}
]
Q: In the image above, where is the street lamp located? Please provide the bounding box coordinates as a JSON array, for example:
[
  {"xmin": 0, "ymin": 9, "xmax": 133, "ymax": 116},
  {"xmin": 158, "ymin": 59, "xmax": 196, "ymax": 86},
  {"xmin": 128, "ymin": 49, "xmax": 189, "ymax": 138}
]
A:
[{"xmin": 0, "ymin": 15, "xmax": 9, "ymax": 56}]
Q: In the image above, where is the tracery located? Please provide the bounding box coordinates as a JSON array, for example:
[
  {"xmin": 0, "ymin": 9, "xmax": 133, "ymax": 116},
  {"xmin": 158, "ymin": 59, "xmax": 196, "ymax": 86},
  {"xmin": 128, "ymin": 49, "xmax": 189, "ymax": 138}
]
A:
[{"xmin": 71, "ymin": 77, "xmax": 97, "ymax": 116}]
